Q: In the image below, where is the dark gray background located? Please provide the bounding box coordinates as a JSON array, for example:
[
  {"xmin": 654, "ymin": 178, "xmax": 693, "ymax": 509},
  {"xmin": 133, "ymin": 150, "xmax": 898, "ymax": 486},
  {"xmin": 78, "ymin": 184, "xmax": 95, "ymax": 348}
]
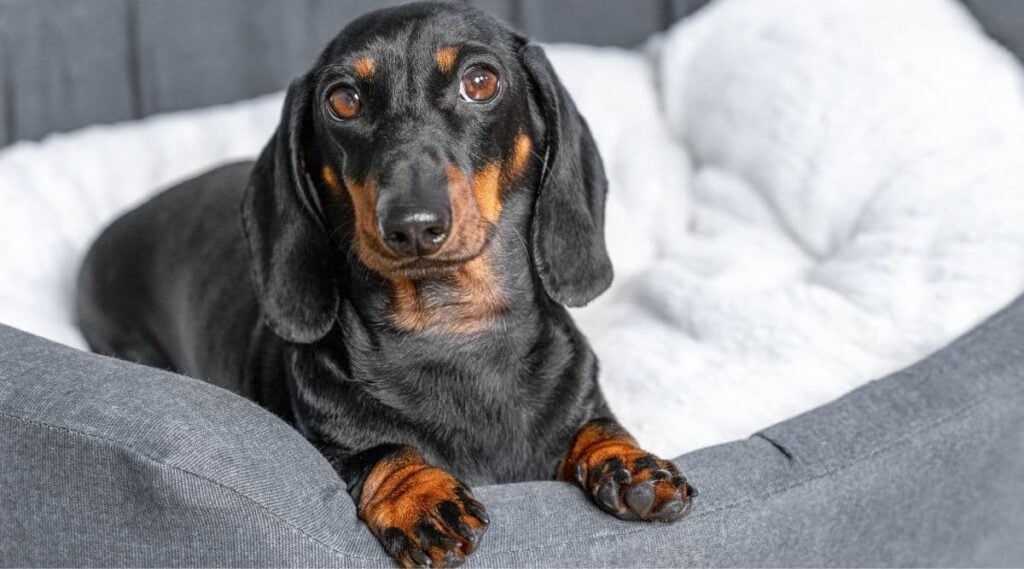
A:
[{"xmin": 0, "ymin": 0, "xmax": 1020, "ymax": 147}]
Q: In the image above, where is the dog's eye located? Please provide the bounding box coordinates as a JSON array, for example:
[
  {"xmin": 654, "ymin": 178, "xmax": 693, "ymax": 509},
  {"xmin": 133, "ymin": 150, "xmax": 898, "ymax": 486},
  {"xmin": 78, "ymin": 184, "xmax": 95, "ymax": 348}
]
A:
[
  {"xmin": 459, "ymin": 67, "xmax": 499, "ymax": 102},
  {"xmin": 328, "ymin": 86, "xmax": 362, "ymax": 120}
]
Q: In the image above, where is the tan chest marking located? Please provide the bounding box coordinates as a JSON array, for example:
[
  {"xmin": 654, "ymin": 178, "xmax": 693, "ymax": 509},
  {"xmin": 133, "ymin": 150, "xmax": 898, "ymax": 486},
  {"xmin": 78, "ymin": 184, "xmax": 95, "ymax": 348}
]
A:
[{"xmin": 390, "ymin": 254, "xmax": 506, "ymax": 334}]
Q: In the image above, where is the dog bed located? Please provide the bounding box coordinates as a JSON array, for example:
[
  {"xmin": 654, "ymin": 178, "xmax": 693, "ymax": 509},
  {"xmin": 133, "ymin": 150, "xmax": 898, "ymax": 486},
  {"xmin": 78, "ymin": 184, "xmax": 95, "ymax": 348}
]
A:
[
  {"xmin": 3, "ymin": 0, "xmax": 1024, "ymax": 456},
  {"xmin": 2, "ymin": 0, "xmax": 1024, "ymax": 565}
]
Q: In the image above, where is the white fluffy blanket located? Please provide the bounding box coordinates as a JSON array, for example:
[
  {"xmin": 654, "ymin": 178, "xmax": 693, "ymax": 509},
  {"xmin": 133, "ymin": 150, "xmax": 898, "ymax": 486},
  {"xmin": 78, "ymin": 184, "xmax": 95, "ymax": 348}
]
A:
[{"xmin": 3, "ymin": 0, "xmax": 1024, "ymax": 457}]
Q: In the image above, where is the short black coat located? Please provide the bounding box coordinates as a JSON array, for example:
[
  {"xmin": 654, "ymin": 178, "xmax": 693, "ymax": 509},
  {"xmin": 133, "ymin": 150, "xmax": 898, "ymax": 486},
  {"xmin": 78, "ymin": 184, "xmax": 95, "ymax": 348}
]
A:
[{"xmin": 76, "ymin": 1, "xmax": 615, "ymax": 486}]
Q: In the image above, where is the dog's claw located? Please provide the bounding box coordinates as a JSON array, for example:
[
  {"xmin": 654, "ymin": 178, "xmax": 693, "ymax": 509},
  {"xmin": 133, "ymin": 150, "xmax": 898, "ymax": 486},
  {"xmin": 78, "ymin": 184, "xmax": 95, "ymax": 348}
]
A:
[
  {"xmin": 442, "ymin": 550, "xmax": 463, "ymax": 568},
  {"xmin": 365, "ymin": 474, "xmax": 488, "ymax": 568},
  {"xmin": 455, "ymin": 487, "xmax": 490, "ymax": 527},
  {"xmin": 595, "ymin": 477, "xmax": 622, "ymax": 512},
  {"xmin": 409, "ymin": 547, "xmax": 431, "ymax": 567},
  {"xmin": 383, "ymin": 527, "xmax": 411, "ymax": 558}
]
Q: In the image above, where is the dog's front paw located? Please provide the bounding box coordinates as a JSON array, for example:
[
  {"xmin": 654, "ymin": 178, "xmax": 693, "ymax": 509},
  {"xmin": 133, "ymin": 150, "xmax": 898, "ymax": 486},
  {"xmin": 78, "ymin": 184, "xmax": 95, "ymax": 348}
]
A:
[
  {"xmin": 573, "ymin": 450, "xmax": 696, "ymax": 522},
  {"xmin": 360, "ymin": 452, "xmax": 489, "ymax": 568},
  {"xmin": 559, "ymin": 419, "xmax": 697, "ymax": 522}
]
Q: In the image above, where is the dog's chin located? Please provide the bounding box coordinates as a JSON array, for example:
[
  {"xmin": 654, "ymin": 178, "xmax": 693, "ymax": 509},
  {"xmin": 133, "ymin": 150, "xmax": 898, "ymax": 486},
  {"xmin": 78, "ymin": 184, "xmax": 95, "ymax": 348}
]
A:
[
  {"xmin": 381, "ymin": 255, "xmax": 479, "ymax": 280},
  {"xmin": 389, "ymin": 253, "xmax": 481, "ymax": 280},
  {"xmin": 385, "ymin": 261, "xmax": 460, "ymax": 280},
  {"xmin": 358, "ymin": 231, "xmax": 494, "ymax": 281}
]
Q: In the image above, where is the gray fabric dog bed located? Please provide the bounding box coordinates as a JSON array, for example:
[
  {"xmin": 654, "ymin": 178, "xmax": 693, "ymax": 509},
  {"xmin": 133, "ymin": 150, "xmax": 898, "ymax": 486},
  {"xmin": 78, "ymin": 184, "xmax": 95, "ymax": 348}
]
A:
[
  {"xmin": 3, "ymin": 1, "xmax": 1024, "ymax": 566},
  {"xmin": 2, "ymin": 292, "xmax": 1023, "ymax": 566}
]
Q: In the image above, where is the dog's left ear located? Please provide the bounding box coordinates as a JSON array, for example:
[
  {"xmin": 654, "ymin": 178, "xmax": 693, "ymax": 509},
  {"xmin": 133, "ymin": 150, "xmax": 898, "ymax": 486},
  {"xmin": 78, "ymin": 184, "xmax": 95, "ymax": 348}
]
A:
[
  {"xmin": 241, "ymin": 77, "xmax": 339, "ymax": 344},
  {"xmin": 521, "ymin": 44, "xmax": 613, "ymax": 307}
]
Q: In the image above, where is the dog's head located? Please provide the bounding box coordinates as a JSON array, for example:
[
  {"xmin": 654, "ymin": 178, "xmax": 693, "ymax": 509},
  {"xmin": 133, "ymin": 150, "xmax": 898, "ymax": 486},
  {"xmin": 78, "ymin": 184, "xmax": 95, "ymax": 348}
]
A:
[{"xmin": 242, "ymin": 2, "xmax": 612, "ymax": 343}]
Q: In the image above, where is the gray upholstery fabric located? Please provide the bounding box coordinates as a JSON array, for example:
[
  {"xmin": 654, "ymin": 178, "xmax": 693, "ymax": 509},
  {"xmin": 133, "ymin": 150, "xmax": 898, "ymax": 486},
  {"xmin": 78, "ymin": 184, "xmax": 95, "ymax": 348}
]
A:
[
  {"xmin": 964, "ymin": 0, "xmax": 1024, "ymax": 60},
  {"xmin": 7, "ymin": 1, "xmax": 1023, "ymax": 147},
  {"xmin": 0, "ymin": 0, "xmax": 712, "ymax": 146},
  {"xmin": 5, "ymin": 1, "xmax": 1022, "ymax": 147},
  {"xmin": 3, "ymin": 293, "xmax": 1023, "ymax": 566}
]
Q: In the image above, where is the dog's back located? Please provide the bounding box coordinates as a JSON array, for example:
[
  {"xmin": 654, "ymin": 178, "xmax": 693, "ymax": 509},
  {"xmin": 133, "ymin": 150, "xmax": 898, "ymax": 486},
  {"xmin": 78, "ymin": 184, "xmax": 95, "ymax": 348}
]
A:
[{"xmin": 77, "ymin": 161, "xmax": 262, "ymax": 392}]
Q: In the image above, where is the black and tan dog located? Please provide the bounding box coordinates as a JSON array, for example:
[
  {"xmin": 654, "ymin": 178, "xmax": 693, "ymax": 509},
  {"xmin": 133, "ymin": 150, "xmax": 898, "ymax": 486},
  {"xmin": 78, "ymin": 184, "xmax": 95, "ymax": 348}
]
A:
[{"xmin": 76, "ymin": 2, "xmax": 695, "ymax": 566}]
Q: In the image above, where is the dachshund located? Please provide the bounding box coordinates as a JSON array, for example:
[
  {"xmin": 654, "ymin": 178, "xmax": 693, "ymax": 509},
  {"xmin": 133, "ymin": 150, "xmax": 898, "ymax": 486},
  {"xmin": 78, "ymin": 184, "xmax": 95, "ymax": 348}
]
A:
[{"xmin": 76, "ymin": 2, "xmax": 695, "ymax": 566}]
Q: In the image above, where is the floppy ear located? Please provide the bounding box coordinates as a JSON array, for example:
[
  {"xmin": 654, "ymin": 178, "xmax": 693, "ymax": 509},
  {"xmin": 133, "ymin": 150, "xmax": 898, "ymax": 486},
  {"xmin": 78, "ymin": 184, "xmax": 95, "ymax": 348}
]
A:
[
  {"xmin": 241, "ymin": 78, "xmax": 339, "ymax": 344},
  {"xmin": 521, "ymin": 44, "xmax": 613, "ymax": 307}
]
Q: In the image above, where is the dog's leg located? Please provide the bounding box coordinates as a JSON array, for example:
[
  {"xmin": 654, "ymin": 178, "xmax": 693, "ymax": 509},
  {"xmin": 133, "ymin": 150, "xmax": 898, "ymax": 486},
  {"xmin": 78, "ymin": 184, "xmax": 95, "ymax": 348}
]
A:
[
  {"xmin": 558, "ymin": 418, "xmax": 697, "ymax": 522},
  {"xmin": 337, "ymin": 444, "xmax": 489, "ymax": 568}
]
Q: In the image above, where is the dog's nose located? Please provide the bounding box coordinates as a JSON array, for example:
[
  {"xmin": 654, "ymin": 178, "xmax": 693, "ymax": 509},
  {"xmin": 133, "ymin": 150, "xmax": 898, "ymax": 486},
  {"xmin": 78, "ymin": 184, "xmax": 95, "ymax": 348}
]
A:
[{"xmin": 380, "ymin": 208, "xmax": 451, "ymax": 258}]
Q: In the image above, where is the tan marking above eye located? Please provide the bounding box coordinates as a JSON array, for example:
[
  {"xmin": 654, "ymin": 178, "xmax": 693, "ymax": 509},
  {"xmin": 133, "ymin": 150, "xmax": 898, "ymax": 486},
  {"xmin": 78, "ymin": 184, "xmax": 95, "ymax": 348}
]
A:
[
  {"xmin": 435, "ymin": 46, "xmax": 459, "ymax": 74},
  {"xmin": 353, "ymin": 56, "xmax": 375, "ymax": 79}
]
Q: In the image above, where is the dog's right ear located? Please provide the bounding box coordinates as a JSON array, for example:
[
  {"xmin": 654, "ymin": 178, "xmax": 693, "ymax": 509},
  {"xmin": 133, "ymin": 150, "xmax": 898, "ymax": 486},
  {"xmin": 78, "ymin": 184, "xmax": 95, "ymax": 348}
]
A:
[{"xmin": 241, "ymin": 78, "xmax": 339, "ymax": 344}]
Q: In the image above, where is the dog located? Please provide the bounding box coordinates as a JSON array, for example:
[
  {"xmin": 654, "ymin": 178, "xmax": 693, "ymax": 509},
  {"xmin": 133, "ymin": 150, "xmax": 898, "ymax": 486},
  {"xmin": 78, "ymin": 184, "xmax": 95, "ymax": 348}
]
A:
[{"xmin": 76, "ymin": 3, "xmax": 696, "ymax": 566}]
